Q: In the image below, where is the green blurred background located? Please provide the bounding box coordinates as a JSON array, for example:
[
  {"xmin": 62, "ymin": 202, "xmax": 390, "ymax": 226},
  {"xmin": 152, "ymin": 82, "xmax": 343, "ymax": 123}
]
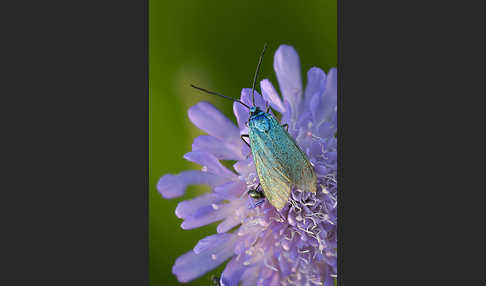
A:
[{"xmin": 149, "ymin": 1, "xmax": 336, "ymax": 285}]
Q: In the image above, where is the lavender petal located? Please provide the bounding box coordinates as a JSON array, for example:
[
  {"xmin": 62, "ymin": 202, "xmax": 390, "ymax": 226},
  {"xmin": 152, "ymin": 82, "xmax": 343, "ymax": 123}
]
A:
[
  {"xmin": 180, "ymin": 205, "xmax": 228, "ymax": 230},
  {"xmin": 157, "ymin": 170, "xmax": 227, "ymax": 199},
  {"xmin": 192, "ymin": 135, "xmax": 244, "ymax": 160},
  {"xmin": 240, "ymin": 88, "xmax": 265, "ymax": 109},
  {"xmin": 217, "ymin": 211, "xmax": 243, "ymax": 233},
  {"xmin": 280, "ymin": 100, "xmax": 293, "ymax": 133},
  {"xmin": 240, "ymin": 266, "xmax": 259, "ymax": 286},
  {"xmin": 220, "ymin": 257, "xmax": 246, "ymax": 286},
  {"xmin": 304, "ymin": 67, "xmax": 326, "ymax": 105},
  {"xmin": 324, "ymin": 277, "xmax": 335, "ymax": 286},
  {"xmin": 180, "ymin": 195, "xmax": 246, "ymax": 229},
  {"xmin": 233, "ymin": 100, "xmax": 250, "ymax": 129},
  {"xmin": 320, "ymin": 68, "xmax": 337, "ymax": 124},
  {"xmin": 233, "ymin": 157, "xmax": 256, "ymax": 176},
  {"xmin": 188, "ymin": 102, "xmax": 240, "ymax": 145},
  {"xmin": 193, "ymin": 233, "xmax": 233, "ymax": 254},
  {"xmin": 213, "ymin": 181, "xmax": 246, "ymax": 200},
  {"xmin": 175, "ymin": 193, "xmax": 221, "ymax": 219},
  {"xmin": 183, "ymin": 151, "xmax": 237, "ymax": 179},
  {"xmin": 274, "ymin": 45, "xmax": 303, "ymax": 117},
  {"xmin": 260, "ymin": 79, "xmax": 285, "ymax": 113},
  {"xmin": 172, "ymin": 234, "xmax": 236, "ymax": 283}
]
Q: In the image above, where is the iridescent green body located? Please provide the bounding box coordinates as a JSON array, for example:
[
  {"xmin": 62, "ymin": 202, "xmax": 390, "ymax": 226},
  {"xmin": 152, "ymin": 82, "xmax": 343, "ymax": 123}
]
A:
[{"xmin": 248, "ymin": 106, "xmax": 316, "ymax": 209}]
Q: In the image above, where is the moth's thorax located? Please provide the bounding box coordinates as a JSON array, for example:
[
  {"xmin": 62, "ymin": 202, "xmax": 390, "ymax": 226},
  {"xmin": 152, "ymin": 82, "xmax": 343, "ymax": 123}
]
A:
[{"xmin": 249, "ymin": 110, "xmax": 273, "ymax": 133}]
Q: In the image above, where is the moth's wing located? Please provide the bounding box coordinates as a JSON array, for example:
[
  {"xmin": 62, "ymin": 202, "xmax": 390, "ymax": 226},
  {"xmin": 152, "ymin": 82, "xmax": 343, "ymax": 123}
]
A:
[
  {"xmin": 251, "ymin": 138, "xmax": 292, "ymax": 209},
  {"xmin": 278, "ymin": 128, "xmax": 317, "ymax": 194},
  {"xmin": 264, "ymin": 120, "xmax": 316, "ymax": 193},
  {"xmin": 250, "ymin": 116, "xmax": 316, "ymax": 209}
]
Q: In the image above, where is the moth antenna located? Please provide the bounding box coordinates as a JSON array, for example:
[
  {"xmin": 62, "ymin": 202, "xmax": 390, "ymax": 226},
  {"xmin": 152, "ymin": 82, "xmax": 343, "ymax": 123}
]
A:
[
  {"xmin": 190, "ymin": 84, "xmax": 250, "ymax": 109},
  {"xmin": 251, "ymin": 43, "xmax": 268, "ymax": 107}
]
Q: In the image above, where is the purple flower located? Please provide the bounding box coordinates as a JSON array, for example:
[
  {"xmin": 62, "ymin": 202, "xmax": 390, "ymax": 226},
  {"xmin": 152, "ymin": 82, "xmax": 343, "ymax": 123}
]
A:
[{"xmin": 158, "ymin": 45, "xmax": 337, "ymax": 286}]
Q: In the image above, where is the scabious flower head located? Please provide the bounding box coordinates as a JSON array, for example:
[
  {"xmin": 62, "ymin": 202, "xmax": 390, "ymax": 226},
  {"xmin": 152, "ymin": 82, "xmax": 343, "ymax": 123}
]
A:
[{"xmin": 158, "ymin": 45, "xmax": 337, "ymax": 286}]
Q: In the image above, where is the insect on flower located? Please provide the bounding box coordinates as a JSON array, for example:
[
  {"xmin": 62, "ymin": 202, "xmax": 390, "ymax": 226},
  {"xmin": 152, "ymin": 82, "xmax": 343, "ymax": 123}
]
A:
[
  {"xmin": 191, "ymin": 44, "xmax": 317, "ymax": 210},
  {"xmin": 158, "ymin": 44, "xmax": 337, "ymax": 285}
]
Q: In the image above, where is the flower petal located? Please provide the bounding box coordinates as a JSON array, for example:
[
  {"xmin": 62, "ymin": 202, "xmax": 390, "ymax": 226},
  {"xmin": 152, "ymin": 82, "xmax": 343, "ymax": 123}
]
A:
[
  {"xmin": 217, "ymin": 215, "xmax": 242, "ymax": 233},
  {"xmin": 184, "ymin": 151, "xmax": 237, "ymax": 179},
  {"xmin": 324, "ymin": 276, "xmax": 334, "ymax": 286},
  {"xmin": 304, "ymin": 67, "xmax": 327, "ymax": 114},
  {"xmin": 239, "ymin": 127, "xmax": 251, "ymax": 156},
  {"xmin": 213, "ymin": 181, "xmax": 246, "ymax": 200},
  {"xmin": 280, "ymin": 100, "xmax": 296, "ymax": 135},
  {"xmin": 233, "ymin": 157, "xmax": 255, "ymax": 176},
  {"xmin": 172, "ymin": 234, "xmax": 236, "ymax": 283},
  {"xmin": 260, "ymin": 79, "xmax": 285, "ymax": 113},
  {"xmin": 221, "ymin": 257, "xmax": 246, "ymax": 286},
  {"xmin": 193, "ymin": 233, "xmax": 233, "ymax": 254},
  {"xmin": 295, "ymin": 110, "xmax": 312, "ymax": 134},
  {"xmin": 240, "ymin": 266, "xmax": 259, "ymax": 286},
  {"xmin": 317, "ymin": 121, "xmax": 336, "ymax": 139},
  {"xmin": 310, "ymin": 96, "xmax": 324, "ymax": 127},
  {"xmin": 233, "ymin": 101, "xmax": 249, "ymax": 129},
  {"xmin": 216, "ymin": 198, "xmax": 246, "ymax": 233},
  {"xmin": 322, "ymin": 68, "xmax": 337, "ymax": 121},
  {"xmin": 175, "ymin": 193, "xmax": 221, "ymax": 219},
  {"xmin": 157, "ymin": 170, "xmax": 227, "ymax": 199},
  {"xmin": 305, "ymin": 68, "xmax": 327, "ymax": 96},
  {"xmin": 182, "ymin": 196, "xmax": 246, "ymax": 230},
  {"xmin": 180, "ymin": 204, "xmax": 228, "ymax": 230},
  {"xmin": 240, "ymin": 88, "xmax": 265, "ymax": 109},
  {"xmin": 274, "ymin": 45, "xmax": 303, "ymax": 117},
  {"xmin": 315, "ymin": 68, "xmax": 337, "ymax": 125},
  {"xmin": 277, "ymin": 254, "xmax": 292, "ymax": 277},
  {"xmin": 192, "ymin": 135, "xmax": 244, "ymax": 160},
  {"xmin": 188, "ymin": 102, "xmax": 240, "ymax": 145},
  {"xmin": 257, "ymin": 269, "xmax": 278, "ymax": 286},
  {"xmin": 180, "ymin": 199, "xmax": 242, "ymax": 230}
]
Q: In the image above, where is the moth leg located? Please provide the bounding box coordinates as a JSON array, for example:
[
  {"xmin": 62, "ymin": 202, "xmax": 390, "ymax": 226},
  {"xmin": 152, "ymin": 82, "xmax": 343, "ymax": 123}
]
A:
[
  {"xmin": 281, "ymin": 123, "xmax": 289, "ymax": 131},
  {"xmin": 266, "ymin": 102, "xmax": 270, "ymax": 113},
  {"xmin": 248, "ymin": 183, "xmax": 265, "ymax": 199},
  {"xmin": 240, "ymin": 134, "xmax": 250, "ymax": 148}
]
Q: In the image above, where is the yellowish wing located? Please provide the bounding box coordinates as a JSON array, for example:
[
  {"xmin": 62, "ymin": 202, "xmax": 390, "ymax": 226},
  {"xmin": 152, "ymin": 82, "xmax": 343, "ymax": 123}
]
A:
[{"xmin": 253, "ymin": 146, "xmax": 292, "ymax": 209}]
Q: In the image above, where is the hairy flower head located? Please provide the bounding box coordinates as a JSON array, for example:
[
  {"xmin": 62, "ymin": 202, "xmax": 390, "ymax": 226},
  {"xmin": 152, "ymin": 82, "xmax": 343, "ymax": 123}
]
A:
[{"xmin": 158, "ymin": 45, "xmax": 337, "ymax": 286}]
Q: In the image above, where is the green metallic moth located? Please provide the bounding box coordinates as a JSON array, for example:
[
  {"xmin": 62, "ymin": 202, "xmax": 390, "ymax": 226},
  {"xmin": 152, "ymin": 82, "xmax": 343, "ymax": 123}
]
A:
[
  {"xmin": 246, "ymin": 105, "xmax": 316, "ymax": 209},
  {"xmin": 191, "ymin": 44, "xmax": 317, "ymax": 210}
]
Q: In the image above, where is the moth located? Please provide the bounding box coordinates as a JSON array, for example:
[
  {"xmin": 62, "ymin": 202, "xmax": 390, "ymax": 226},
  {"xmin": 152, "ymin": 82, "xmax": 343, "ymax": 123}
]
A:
[{"xmin": 191, "ymin": 44, "xmax": 316, "ymax": 209}]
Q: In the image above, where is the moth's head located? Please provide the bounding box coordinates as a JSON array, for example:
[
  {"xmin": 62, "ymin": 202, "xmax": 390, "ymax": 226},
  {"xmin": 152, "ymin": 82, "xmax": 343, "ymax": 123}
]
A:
[{"xmin": 250, "ymin": 106, "xmax": 262, "ymax": 116}]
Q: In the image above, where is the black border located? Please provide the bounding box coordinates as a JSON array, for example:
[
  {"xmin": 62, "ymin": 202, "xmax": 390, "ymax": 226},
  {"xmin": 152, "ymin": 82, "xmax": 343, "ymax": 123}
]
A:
[
  {"xmin": 338, "ymin": 0, "xmax": 481, "ymax": 284},
  {"xmin": 4, "ymin": 0, "xmax": 149, "ymax": 284}
]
